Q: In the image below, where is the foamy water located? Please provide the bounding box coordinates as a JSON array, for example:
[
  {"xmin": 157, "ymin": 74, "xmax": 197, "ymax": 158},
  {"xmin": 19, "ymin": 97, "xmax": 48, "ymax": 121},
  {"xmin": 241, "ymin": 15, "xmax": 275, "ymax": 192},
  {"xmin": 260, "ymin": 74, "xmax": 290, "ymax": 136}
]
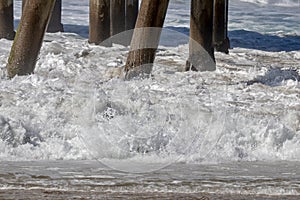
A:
[{"xmin": 0, "ymin": 0, "xmax": 300, "ymax": 197}]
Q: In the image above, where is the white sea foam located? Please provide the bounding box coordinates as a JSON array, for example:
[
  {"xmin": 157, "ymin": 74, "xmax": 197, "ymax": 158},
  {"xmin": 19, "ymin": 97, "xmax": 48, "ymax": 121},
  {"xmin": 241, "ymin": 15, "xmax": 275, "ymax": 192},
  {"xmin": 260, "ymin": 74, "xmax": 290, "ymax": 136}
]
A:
[
  {"xmin": 239, "ymin": 0, "xmax": 300, "ymax": 7},
  {"xmin": 0, "ymin": 0, "xmax": 299, "ymax": 166}
]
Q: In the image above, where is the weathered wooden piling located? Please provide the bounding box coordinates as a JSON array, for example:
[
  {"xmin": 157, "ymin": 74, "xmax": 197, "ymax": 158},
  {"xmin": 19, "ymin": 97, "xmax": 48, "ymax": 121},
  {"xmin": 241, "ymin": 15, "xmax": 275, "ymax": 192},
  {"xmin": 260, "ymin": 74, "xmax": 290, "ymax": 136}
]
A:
[
  {"xmin": 22, "ymin": 0, "xmax": 63, "ymax": 33},
  {"xmin": 118, "ymin": 0, "xmax": 139, "ymax": 46},
  {"xmin": 89, "ymin": 0, "xmax": 111, "ymax": 45},
  {"xmin": 124, "ymin": 0, "xmax": 169, "ymax": 80},
  {"xmin": 0, "ymin": 0, "xmax": 15, "ymax": 40},
  {"xmin": 110, "ymin": 0, "xmax": 126, "ymax": 35},
  {"xmin": 7, "ymin": 0, "xmax": 56, "ymax": 78},
  {"xmin": 225, "ymin": 0, "xmax": 229, "ymax": 41},
  {"xmin": 186, "ymin": 0, "xmax": 216, "ymax": 71},
  {"xmin": 47, "ymin": 0, "xmax": 64, "ymax": 32},
  {"xmin": 125, "ymin": 0, "xmax": 138, "ymax": 30},
  {"xmin": 213, "ymin": 0, "xmax": 230, "ymax": 54}
]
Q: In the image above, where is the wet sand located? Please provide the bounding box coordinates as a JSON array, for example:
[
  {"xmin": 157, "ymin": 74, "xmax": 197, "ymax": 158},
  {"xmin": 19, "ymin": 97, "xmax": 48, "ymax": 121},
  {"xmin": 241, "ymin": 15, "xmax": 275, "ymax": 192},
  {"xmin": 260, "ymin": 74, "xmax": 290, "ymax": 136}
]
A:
[
  {"xmin": 1, "ymin": 190, "xmax": 300, "ymax": 200},
  {"xmin": 1, "ymin": 161, "xmax": 299, "ymax": 200}
]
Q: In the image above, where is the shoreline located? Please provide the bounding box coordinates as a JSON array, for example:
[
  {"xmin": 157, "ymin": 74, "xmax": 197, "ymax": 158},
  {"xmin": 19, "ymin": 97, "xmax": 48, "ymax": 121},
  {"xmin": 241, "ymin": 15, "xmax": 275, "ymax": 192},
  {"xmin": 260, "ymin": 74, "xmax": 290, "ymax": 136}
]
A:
[{"xmin": 1, "ymin": 190, "xmax": 300, "ymax": 200}]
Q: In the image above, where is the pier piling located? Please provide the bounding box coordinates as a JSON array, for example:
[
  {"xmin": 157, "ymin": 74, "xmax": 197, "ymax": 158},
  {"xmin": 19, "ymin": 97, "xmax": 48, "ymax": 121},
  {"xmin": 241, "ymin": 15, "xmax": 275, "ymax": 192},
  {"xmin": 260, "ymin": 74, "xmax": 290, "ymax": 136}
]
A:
[
  {"xmin": 110, "ymin": 0, "xmax": 126, "ymax": 36},
  {"xmin": 89, "ymin": 0, "xmax": 111, "ymax": 45},
  {"xmin": 186, "ymin": 0, "xmax": 216, "ymax": 71},
  {"xmin": 213, "ymin": 0, "xmax": 230, "ymax": 54},
  {"xmin": 0, "ymin": 0, "xmax": 15, "ymax": 40},
  {"xmin": 7, "ymin": 0, "xmax": 56, "ymax": 78},
  {"xmin": 22, "ymin": 0, "xmax": 63, "ymax": 33},
  {"xmin": 125, "ymin": 0, "xmax": 138, "ymax": 30},
  {"xmin": 124, "ymin": 0, "xmax": 169, "ymax": 80}
]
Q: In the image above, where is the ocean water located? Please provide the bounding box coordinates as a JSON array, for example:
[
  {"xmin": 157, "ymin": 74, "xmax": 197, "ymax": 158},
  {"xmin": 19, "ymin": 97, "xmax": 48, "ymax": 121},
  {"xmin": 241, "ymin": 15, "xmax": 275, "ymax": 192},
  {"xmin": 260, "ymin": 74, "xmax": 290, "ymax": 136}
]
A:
[{"xmin": 0, "ymin": 0, "xmax": 300, "ymax": 198}]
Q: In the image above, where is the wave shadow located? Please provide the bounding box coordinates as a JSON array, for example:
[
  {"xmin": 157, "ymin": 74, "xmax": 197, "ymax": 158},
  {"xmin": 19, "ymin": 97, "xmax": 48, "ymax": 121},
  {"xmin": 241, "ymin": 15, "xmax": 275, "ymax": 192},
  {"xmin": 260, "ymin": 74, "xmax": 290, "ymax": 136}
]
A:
[
  {"xmin": 229, "ymin": 29, "xmax": 300, "ymax": 52},
  {"xmin": 13, "ymin": 21, "xmax": 300, "ymax": 52},
  {"xmin": 165, "ymin": 27, "xmax": 300, "ymax": 52}
]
